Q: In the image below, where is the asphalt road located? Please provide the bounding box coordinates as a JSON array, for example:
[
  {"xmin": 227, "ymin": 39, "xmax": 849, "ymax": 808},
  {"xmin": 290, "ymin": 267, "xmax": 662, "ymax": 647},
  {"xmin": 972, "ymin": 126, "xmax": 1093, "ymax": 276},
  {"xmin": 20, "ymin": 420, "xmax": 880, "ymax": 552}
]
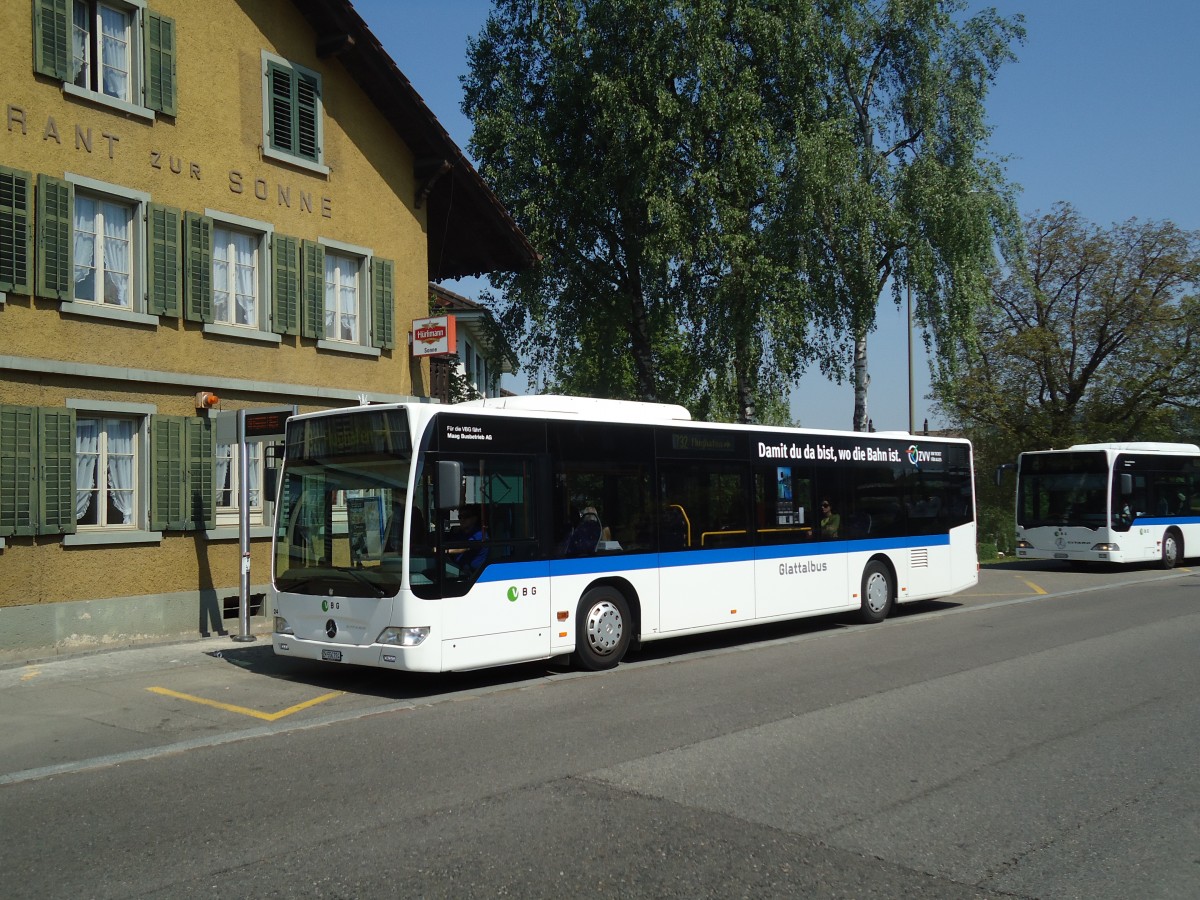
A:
[{"xmin": 1, "ymin": 561, "xmax": 1196, "ymax": 899}]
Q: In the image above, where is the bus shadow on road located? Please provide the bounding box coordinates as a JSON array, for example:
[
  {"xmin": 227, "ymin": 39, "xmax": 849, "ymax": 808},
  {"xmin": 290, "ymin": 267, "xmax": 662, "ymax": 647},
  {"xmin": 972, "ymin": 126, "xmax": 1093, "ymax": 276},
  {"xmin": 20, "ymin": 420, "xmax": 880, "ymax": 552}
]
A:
[{"xmin": 203, "ymin": 599, "xmax": 967, "ymax": 701}]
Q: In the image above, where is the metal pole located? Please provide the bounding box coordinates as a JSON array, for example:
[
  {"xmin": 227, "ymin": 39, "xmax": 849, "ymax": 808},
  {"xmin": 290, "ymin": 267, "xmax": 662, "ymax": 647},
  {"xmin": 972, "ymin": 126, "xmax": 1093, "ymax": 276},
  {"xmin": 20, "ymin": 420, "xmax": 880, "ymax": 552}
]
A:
[
  {"xmin": 233, "ymin": 408, "xmax": 256, "ymax": 642},
  {"xmin": 907, "ymin": 282, "xmax": 915, "ymax": 434}
]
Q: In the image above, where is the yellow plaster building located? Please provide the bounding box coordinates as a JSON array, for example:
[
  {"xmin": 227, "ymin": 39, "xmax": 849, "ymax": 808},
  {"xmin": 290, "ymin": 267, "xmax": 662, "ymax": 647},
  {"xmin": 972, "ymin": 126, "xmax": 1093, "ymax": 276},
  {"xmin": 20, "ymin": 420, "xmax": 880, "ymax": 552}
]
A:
[{"xmin": 0, "ymin": 0, "xmax": 535, "ymax": 660}]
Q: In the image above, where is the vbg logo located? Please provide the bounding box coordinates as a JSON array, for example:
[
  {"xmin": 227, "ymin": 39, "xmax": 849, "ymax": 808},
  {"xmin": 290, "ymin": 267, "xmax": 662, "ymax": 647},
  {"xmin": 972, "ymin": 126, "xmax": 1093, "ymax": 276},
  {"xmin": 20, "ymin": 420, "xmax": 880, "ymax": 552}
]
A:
[{"xmin": 506, "ymin": 585, "xmax": 537, "ymax": 602}]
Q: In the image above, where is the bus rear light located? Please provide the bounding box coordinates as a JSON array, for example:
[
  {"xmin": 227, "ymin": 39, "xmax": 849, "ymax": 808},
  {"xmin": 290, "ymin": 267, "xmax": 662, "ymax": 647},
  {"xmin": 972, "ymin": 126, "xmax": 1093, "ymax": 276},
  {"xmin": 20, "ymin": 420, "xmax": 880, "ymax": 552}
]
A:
[
  {"xmin": 378, "ymin": 626, "xmax": 430, "ymax": 647},
  {"xmin": 274, "ymin": 616, "xmax": 294, "ymax": 635},
  {"xmin": 1091, "ymin": 543, "xmax": 1120, "ymax": 552}
]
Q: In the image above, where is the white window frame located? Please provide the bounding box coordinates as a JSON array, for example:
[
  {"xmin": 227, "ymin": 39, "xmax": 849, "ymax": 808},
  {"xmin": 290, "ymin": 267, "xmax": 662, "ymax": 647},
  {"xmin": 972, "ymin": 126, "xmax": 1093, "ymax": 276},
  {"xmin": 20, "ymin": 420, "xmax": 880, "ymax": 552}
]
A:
[
  {"xmin": 64, "ymin": 399, "xmax": 159, "ymax": 546},
  {"xmin": 260, "ymin": 50, "xmax": 329, "ymax": 175},
  {"xmin": 62, "ymin": 173, "xmax": 154, "ymax": 327},
  {"xmin": 203, "ymin": 209, "xmax": 280, "ymax": 344},
  {"xmin": 215, "ymin": 440, "xmax": 266, "ymax": 528},
  {"xmin": 316, "ymin": 237, "xmax": 379, "ymax": 357},
  {"xmin": 63, "ymin": 0, "xmax": 153, "ymax": 121}
]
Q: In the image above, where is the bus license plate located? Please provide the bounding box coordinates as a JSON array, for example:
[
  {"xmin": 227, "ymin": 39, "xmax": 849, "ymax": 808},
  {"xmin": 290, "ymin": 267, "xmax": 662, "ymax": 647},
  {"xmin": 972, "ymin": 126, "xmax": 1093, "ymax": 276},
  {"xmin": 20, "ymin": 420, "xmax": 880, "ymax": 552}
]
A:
[
  {"xmin": 1053, "ymin": 553, "xmax": 1068, "ymax": 559},
  {"xmin": 321, "ymin": 649, "xmax": 343, "ymax": 662}
]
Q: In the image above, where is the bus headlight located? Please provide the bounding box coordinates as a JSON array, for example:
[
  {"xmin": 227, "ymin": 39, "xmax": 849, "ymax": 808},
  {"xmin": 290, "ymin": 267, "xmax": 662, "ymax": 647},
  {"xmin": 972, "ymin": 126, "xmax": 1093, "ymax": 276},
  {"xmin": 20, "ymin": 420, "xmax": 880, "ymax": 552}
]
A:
[
  {"xmin": 1015, "ymin": 540, "xmax": 1033, "ymax": 549},
  {"xmin": 1091, "ymin": 543, "xmax": 1119, "ymax": 551},
  {"xmin": 274, "ymin": 616, "xmax": 294, "ymax": 635},
  {"xmin": 378, "ymin": 626, "xmax": 430, "ymax": 647}
]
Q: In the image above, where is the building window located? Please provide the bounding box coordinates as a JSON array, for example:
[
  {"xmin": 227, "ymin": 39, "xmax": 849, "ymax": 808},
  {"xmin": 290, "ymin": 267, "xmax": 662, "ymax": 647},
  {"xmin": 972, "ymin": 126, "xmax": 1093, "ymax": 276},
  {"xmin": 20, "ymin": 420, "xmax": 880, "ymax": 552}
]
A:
[
  {"xmin": 76, "ymin": 415, "xmax": 139, "ymax": 529},
  {"xmin": 72, "ymin": 191, "xmax": 135, "ymax": 308},
  {"xmin": 324, "ymin": 251, "xmax": 361, "ymax": 343},
  {"xmin": 72, "ymin": 1, "xmax": 133, "ymax": 103},
  {"xmin": 35, "ymin": 1, "xmax": 176, "ymax": 118},
  {"xmin": 262, "ymin": 52, "xmax": 325, "ymax": 171},
  {"xmin": 216, "ymin": 442, "xmax": 264, "ymax": 526},
  {"xmin": 213, "ymin": 225, "xmax": 259, "ymax": 328}
]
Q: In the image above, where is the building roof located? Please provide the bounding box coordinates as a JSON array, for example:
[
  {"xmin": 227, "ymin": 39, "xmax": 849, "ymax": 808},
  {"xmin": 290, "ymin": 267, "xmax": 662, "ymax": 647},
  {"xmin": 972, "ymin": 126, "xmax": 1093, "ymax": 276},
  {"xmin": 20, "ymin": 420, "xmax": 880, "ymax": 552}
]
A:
[{"xmin": 290, "ymin": 0, "xmax": 539, "ymax": 281}]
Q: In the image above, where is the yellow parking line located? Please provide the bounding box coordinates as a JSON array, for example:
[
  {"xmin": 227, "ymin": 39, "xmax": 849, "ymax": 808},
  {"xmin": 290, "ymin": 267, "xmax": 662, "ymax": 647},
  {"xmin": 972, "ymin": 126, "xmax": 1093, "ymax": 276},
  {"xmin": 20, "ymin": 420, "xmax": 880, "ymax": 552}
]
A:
[
  {"xmin": 1019, "ymin": 578, "xmax": 1047, "ymax": 595},
  {"xmin": 20, "ymin": 667, "xmax": 41, "ymax": 682},
  {"xmin": 146, "ymin": 686, "xmax": 343, "ymax": 721}
]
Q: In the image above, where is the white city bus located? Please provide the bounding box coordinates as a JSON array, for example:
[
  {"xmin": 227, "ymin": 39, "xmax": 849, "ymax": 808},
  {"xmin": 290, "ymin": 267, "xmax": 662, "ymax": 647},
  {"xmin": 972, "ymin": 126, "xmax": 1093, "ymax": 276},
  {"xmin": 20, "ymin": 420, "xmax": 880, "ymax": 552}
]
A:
[
  {"xmin": 271, "ymin": 396, "xmax": 978, "ymax": 673},
  {"xmin": 1007, "ymin": 442, "xmax": 1200, "ymax": 568}
]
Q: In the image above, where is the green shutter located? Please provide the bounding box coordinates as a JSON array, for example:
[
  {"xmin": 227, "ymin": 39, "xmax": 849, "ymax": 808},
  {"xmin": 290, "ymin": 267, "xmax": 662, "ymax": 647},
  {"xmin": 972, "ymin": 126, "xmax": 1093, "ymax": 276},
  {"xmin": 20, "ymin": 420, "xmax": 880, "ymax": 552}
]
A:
[
  {"xmin": 183, "ymin": 211, "xmax": 213, "ymax": 323},
  {"xmin": 0, "ymin": 166, "xmax": 33, "ymax": 295},
  {"xmin": 147, "ymin": 203, "xmax": 181, "ymax": 317},
  {"xmin": 186, "ymin": 417, "xmax": 214, "ymax": 530},
  {"xmin": 266, "ymin": 62, "xmax": 295, "ymax": 155},
  {"xmin": 295, "ymin": 72, "xmax": 320, "ymax": 161},
  {"xmin": 301, "ymin": 239, "xmax": 324, "ymax": 339},
  {"xmin": 37, "ymin": 407, "xmax": 76, "ymax": 535},
  {"xmin": 271, "ymin": 233, "xmax": 300, "ymax": 335},
  {"xmin": 36, "ymin": 174, "xmax": 72, "ymax": 300},
  {"xmin": 151, "ymin": 415, "xmax": 187, "ymax": 530},
  {"xmin": 0, "ymin": 405, "xmax": 38, "ymax": 537},
  {"xmin": 371, "ymin": 257, "xmax": 395, "ymax": 350},
  {"xmin": 33, "ymin": 0, "xmax": 70, "ymax": 81},
  {"xmin": 152, "ymin": 415, "xmax": 214, "ymax": 531},
  {"xmin": 144, "ymin": 10, "xmax": 178, "ymax": 117}
]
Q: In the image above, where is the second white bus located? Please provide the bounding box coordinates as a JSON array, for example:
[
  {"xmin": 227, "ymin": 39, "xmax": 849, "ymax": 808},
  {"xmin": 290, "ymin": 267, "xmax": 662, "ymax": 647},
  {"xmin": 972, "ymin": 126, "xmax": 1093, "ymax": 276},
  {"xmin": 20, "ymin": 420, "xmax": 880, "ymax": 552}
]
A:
[{"xmin": 1008, "ymin": 442, "xmax": 1200, "ymax": 568}]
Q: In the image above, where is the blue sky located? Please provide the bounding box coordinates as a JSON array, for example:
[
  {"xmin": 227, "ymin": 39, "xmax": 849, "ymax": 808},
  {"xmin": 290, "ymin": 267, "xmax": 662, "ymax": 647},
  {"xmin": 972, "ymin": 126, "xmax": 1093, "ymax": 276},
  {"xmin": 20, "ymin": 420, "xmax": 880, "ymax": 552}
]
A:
[{"xmin": 354, "ymin": 0, "xmax": 1200, "ymax": 431}]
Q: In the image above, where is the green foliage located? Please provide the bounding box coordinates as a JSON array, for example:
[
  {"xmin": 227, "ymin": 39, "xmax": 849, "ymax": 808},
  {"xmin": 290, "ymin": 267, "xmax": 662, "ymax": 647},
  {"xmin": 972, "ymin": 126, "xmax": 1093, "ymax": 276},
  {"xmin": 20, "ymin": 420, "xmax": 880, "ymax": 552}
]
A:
[
  {"xmin": 465, "ymin": 1, "xmax": 1023, "ymax": 423},
  {"xmin": 937, "ymin": 204, "xmax": 1200, "ymax": 542},
  {"xmin": 937, "ymin": 204, "xmax": 1200, "ymax": 453}
]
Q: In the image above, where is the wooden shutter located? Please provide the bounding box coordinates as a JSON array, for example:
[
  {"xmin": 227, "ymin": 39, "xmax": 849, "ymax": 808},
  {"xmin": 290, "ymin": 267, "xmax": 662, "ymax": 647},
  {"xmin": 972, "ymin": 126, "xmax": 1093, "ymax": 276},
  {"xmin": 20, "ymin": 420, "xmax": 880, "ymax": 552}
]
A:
[
  {"xmin": 0, "ymin": 405, "xmax": 38, "ymax": 537},
  {"xmin": 271, "ymin": 233, "xmax": 300, "ymax": 335},
  {"xmin": 296, "ymin": 72, "xmax": 320, "ymax": 161},
  {"xmin": 33, "ymin": 0, "xmax": 70, "ymax": 81},
  {"xmin": 151, "ymin": 415, "xmax": 188, "ymax": 530},
  {"xmin": 371, "ymin": 257, "xmax": 395, "ymax": 350},
  {"xmin": 152, "ymin": 415, "xmax": 213, "ymax": 531},
  {"xmin": 186, "ymin": 417, "xmax": 214, "ymax": 530},
  {"xmin": 147, "ymin": 203, "xmax": 181, "ymax": 316},
  {"xmin": 36, "ymin": 174, "xmax": 72, "ymax": 300},
  {"xmin": 301, "ymin": 239, "xmax": 324, "ymax": 339},
  {"xmin": 37, "ymin": 407, "xmax": 76, "ymax": 535},
  {"xmin": 0, "ymin": 166, "xmax": 33, "ymax": 295},
  {"xmin": 144, "ymin": 10, "xmax": 178, "ymax": 116},
  {"xmin": 266, "ymin": 62, "xmax": 294, "ymax": 155},
  {"xmin": 183, "ymin": 211, "xmax": 213, "ymax": 323}
]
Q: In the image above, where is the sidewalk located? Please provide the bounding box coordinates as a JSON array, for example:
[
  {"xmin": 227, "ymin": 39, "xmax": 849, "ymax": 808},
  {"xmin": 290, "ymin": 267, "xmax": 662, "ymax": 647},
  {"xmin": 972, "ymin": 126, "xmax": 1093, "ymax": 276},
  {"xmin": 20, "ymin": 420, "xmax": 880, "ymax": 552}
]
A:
[{"xmin": 0, "ymin": 630, "xmax": 324, "ymax": 784}]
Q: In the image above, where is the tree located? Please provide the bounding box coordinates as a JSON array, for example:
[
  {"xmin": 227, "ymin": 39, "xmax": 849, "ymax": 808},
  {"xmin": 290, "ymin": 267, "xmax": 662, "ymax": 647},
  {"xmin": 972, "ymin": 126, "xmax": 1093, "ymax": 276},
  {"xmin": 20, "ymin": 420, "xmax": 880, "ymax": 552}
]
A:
[
  {"xmin": 937, "ymin": 203, "xmax": 1200, "ymax": 452},
  {"xmin": 790, "ymin": 0, "xmax": 1025, "ymax": 430},
  {"xmin": 465, "ymin": 1, "xmax": 850, "ymax": 419},
  {"xmin": 464, "ymin": 1, "xmax": 1023, "ymax": 425}
]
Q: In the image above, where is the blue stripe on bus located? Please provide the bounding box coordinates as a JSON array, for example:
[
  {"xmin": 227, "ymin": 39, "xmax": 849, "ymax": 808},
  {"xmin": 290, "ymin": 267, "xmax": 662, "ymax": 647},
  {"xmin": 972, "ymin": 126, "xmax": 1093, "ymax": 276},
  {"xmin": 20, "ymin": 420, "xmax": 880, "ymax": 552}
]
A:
[
  {"xmin": 1131, "ymin": 516, "xmax": 1200, "ymax": 527},
  {"xmin": 474, "ymin": 533, "xmax": 951, "ymax": 584}
]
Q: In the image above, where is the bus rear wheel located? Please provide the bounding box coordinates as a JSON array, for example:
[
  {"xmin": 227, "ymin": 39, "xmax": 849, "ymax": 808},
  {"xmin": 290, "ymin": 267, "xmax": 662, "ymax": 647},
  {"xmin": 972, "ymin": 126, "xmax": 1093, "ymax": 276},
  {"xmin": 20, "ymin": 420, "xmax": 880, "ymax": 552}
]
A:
[
  {"xmin": 858, "ymin": 560, "xmax": 894, "ymax": 624},
  {"xmin": 1161, "ymin": 530, "xmax": 1181, "ymax": 569},
  {"xmin": 574, "ymin": 587, "xmax": 631, "ymax": 671}
]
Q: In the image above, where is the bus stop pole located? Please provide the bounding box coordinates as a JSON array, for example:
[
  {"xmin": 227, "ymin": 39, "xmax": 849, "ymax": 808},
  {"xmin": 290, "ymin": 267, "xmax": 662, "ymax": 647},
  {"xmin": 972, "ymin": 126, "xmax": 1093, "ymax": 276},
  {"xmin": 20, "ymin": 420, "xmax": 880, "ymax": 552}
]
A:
[{"xmin": 233, "ymin": 408, "xmax": 256, "ymax": 642}]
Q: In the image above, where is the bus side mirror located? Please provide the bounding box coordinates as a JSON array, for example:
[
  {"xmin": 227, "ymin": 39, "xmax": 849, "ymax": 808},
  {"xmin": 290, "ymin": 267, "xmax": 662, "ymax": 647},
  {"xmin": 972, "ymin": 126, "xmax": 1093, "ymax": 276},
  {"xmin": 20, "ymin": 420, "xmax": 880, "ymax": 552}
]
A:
[
  {"xmin": 993, "ymin": 463, "xmax": 1016, "ymax": 487},
  {"xmin": 1119, "ymin": 473, "xmax": 1133, "ymax": 496},
  {"xmin": 437, "ymin": 461, "xmax": 463, "ymax": 510}
]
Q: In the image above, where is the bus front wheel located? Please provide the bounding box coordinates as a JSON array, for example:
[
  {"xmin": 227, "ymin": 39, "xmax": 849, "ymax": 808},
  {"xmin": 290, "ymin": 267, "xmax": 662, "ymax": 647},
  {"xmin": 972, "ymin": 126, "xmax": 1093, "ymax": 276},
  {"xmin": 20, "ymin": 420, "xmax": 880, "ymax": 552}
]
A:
[
  {"xmin": 859, "ymin": 560, "xmax": 894, "ymax": 624},
  {"xmin": 1161, "ymin": 530, "xmax": 1182, "ymax": 570},
  {"xmin": 574, "ymin": 587, "xmax": 631, "ymax": 671}
]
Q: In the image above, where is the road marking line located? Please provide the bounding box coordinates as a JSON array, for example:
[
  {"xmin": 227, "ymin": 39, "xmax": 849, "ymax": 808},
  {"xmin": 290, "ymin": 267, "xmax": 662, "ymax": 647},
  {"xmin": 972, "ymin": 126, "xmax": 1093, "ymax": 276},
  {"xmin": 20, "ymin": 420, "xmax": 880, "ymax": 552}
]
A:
[
  {"xmin": 1019, "ymin": 578, "xmax": 1048, "ymax": 595},
  {"xmin": 146, "ymin": 686, "xmax": 343, "ymax": 721},
  {"xmin": 20, "ymin": 667, "xmax": 41, "ymax": 682}
]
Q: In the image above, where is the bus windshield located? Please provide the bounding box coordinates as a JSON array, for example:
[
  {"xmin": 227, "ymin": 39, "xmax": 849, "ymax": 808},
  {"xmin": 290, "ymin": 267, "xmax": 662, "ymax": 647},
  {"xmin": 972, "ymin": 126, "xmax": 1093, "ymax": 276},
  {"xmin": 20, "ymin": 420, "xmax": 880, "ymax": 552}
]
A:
[
  {"xmin": 274, "ymin": 408, "xmax": 412, "ymax": 598},
  {"xmin": 1017, "ymin": 451, "xmax": 1109, "ymax": 529}
]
